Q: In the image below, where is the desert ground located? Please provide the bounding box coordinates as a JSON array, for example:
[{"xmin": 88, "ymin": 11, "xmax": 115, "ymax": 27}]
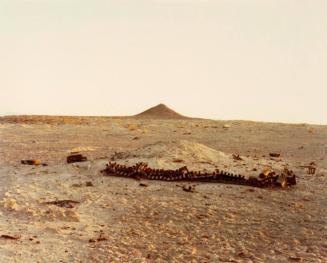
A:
[{"xmin": 0, "ymin": 107, "xmax": 326, "ymax": 262}]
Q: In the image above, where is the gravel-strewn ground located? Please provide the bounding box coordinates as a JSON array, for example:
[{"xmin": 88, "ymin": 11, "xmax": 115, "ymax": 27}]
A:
[{"xmin": 0, "ymin": 118, "xmax": 326, "ymax": 262}]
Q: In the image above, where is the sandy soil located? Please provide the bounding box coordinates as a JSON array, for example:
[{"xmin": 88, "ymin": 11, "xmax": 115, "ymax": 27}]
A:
[{"xmin": 0, "ymin": 117, "xmax": 326, "ymax": 262}]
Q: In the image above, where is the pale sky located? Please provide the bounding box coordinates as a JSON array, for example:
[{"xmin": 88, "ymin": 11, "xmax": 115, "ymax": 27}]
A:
[{"xmin": 1, "ymin": 0, "xmax": 326, "ymax": 124}]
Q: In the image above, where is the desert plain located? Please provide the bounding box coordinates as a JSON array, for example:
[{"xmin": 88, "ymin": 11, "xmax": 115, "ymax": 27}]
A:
[{"xmin": 0, "ymin": 105, "xmax": 326, "ymax": 262}]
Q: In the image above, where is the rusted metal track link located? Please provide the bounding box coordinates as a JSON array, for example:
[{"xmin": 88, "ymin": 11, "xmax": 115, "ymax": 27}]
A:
[{"xmin": 102, "ymin": 162, "xmax": 296, "ymax": 188}]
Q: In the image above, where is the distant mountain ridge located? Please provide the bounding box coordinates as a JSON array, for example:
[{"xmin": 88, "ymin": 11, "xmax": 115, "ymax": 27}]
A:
[{"xmin": 134, "ymin": 104, "xmax": 188, "ymax": 119}]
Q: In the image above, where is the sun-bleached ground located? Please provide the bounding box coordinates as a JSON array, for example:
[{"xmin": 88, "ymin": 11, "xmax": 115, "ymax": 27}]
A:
[{"xmin": 0, "ymin": 118, "xmax": 326, "ymax": 262}]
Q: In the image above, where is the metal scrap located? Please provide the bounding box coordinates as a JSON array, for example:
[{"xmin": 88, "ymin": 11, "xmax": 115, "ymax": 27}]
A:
[
  {"xmin": 269, "ymin": 153, "xmax": 281, "ymax": 158},
  {"xmin": 0, "ymin": 234, "xmax": 21, "ymax": 240},
  {"xmin": 21, "ymin": 159, "xmax": 42, "ymax": 165},
  {"xmin": 67, "ymin": 154, "xmax": 87, "ymax": 164}
]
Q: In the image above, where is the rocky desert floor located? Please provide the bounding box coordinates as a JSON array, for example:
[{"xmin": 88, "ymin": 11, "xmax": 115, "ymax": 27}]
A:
[{"xmin": 0, "ymin": 117, "xmax": 326, "ymax": 262}]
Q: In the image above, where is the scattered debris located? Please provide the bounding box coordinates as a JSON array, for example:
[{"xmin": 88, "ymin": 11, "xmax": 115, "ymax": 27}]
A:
[
  {"xmin": 288, "ymin": 256, "xmax": 302, "ymax": 261},
  {"xmin": 72, "ymin": 182, "xmax": 94, "ymax": 187},
  {"xmin": 67, "ymin": 154, "xmax": 87, "ymax": 164},
  {"xmin": 269, "ymin": 153, "xmax": 281, "ymax": 158},
  {"xmin": 89, "ymin": 233, "xmax": 108, "ymax": 243},
  {"xmin": 85, "ymin": 181, "xmax": 94, "ymax": 187},
  {"xmin": 71, "ymin": 183, "xmax": 83, "ymax": 187},
  {"xmin": 21, "ymin": 159, "xmax": 41, "ymax": 165},
  {"xmin": 96, "ymin": 235, "xmax": 108, "ymax": 242},
  {"xmin": 0, "ymin": 234, "xmax": 21, "ymax": 240},
  {"xmin": 172, "ymin": 159, "xmax": 184, "ymax": 163},
  {"xmin": 44, "ymin": 200, "xmax": 80, "ymax": 209},
  {"xmin": 232, "ymin": 154, "xmax": 243, "ymax": 161},
  {"xmin": 182, "ymin": 185, "xmax": 196, "ymax": 192}
]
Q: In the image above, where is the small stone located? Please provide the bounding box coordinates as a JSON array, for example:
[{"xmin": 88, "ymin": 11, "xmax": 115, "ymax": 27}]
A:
[
  {"xmin": 85, "ymin": 181, "xmax": 94, "ymax": 187},
  {"xmin": 289, "ymin": 256, "xmax": 302, "ymax": 261}
]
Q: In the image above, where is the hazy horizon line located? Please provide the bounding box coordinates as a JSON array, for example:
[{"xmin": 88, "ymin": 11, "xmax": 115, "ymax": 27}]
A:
[{"xmin": 1, "ymin": 112, "xmax": 326, "ymax": 126}]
